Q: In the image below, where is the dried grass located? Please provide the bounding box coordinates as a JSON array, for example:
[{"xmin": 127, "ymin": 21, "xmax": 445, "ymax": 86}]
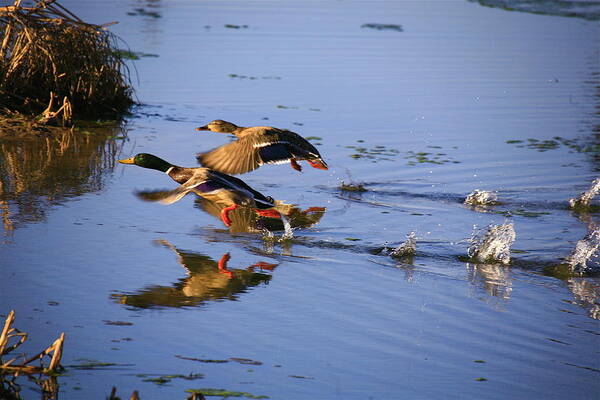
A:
[
  {"xmin": 0, "ymin": 310, "xmax": 64, "ymax": 374},
  {"xmin": 0, "ymin": 0, "xmax": 133, "ymax": 123}
]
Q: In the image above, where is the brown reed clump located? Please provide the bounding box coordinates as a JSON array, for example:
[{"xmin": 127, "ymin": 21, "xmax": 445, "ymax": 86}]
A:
[
  {"xmin": 0, "ymin": 310, "xmax": 65, "ymax": 374},
  {"xmin": 0, "ymin": 0, "xmax": 134, "ymax": 123}
]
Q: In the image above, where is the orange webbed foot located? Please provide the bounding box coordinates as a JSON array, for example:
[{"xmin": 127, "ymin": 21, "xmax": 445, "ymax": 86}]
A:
[
  {"xmin": 290, "ymin": 159, "xmax": 302, "ymax": 172},
  {"xmin": 220, "ymin": 204, "xmax": 238, "ymax": 227},
  {"xmin": 308, "ymin": 160, "xmax": 328, "ymax": 170},
  {"xmin": 255, "ymin": 209, "xmax": 282, "ymax": 219}
]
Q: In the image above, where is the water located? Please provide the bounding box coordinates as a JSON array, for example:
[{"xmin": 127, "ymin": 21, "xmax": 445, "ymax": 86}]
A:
[{"xmin": 1, "ymin": 1, "xmax": 600, "ymax": 399}]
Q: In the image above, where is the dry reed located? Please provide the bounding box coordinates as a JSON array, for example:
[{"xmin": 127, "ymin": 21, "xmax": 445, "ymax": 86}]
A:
[
  {"xmin": 0, "ymin": 310, "xmax": 64, "ymax": 374},
  {"xmin": 0, "ymin": 0, "xmax": 133, "ymax": 123}
]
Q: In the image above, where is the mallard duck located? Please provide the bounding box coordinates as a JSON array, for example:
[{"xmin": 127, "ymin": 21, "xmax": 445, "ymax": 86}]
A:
[
  {"xmin": 118, "ymin": 153, "xmax": 280, "ymax": 227},
  {"xmin": 195, "ymin": 120, "xmax": 328, "ymax": 174},
  {"xmin": 113, "ymin": 240, "xmax": 278, "ymax": 308}
]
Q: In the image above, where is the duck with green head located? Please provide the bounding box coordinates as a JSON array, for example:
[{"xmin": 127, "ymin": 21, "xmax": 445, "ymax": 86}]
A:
[
  {"xmin": 195, "ymin": 119, "xmax": 328, "ymax": 175},
  {"xmin": 118, "ymin": 153, "xmax": 280, "ymax": 226}
]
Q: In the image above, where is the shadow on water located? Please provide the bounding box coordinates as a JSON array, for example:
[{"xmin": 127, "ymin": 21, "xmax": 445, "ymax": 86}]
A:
[
  {"xmin": 0, "ymin": 124, "xmax": 127, "ymax": 237},
  {"xmin": 112, "ymin": 239, "xmax": 278, "ymax": 309}
]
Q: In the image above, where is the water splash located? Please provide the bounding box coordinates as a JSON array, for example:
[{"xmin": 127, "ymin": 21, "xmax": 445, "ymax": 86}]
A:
[
  {"xmin": 566, "ymin": 227, "xmax": 600, "ymax": 274},
  {"xmin": 390, "ymin": 232, "xmax": 417, "ymax": 259},
  {"xmin": 468, "ymin": 223, "xmax": 516, "ymax": 264},
  {"xmin": 569, "ymin": 178, "xmax": 600, "ymax": 209},
  {"xmin": 280, "ymin": 213, "xmax": 294, "ymax": 241},
  {"xmin": 464, "ymin": 189, "xmax": 498, "ymax": 206},
  {"xmin": 261, "ymin": 213, "xmax": 293, "ymax": 243}
]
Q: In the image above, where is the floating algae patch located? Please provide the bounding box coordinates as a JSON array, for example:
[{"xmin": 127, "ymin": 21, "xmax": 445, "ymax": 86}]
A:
[
  {"xmin": 405, "ymin": 150, "xmax": 460, "ymax": 166},
  {"xmin": 114, "ymin": 49, "xmax": 159, "ymax": 60},
  {"xmin": 228, "ymin": 73, "xmax": 281, "ymax": 80},
  {"xmin": 229, "ymin": 357, "xmax": 263, "ymax": 365},
  {"xmin": 139, "ymin": 373, "xmax": 204, "ymax": 385},
  {"xmin": 361, "ymin": 23, "xmax": 403, "ymax": 32},
  {"xmin": 176, "ymin": 355, "xmax": 229, "ymax": 363},
  {"xmin": 186, "ymin": 388, "xmax": 269, "ymax": 399},
  {"xmin": 65, "ymin": 359, "xmax": 128, "ymax": 370},
  {"xmin": 340, "ymin": 181, "xmax": 368, "ymax": 192},
  {"xmin": 127, "ymin": 7, "xmax": 162, "ymax": 18},
  {"xmin": 491, "ymin": 209, "xmax": 551, "ymax": 218},
  {"xmin": 507, "ymin": 136, "xmax": 600, "ymax": 154},
  {"xmin": 346, "ymin": 142, "xmax": 460, "ymax": 165},
  {"xmin": 346, "ymin": 143, "xmax": 400, "ymax": 161}
]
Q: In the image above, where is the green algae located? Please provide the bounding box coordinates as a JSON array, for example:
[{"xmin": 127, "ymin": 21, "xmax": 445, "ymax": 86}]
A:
[
  {"xmin": 114, "ymin": 50, "xmax": 159, "ymax": 60},
  {"xmin": 361, "ymin": 23, "xmax": 403, "ymax": 32},
  {"xmin": 127, "ymin": 8, "xmax": 161, "ymax": 18},
  {"xmin": 507, "ymin": 136, "xmax": 600, "ymax": 154},
  {"xmin": 346, "ymin": 141, "xmax": 460, "ymax": 165},
  {"xmin": 140, "ymin": 373, "xmax": 204, "ymax": 385},
  {"xmin": 186, "ymin": 388, "xmax": 269, "ymax": 399},
  {"xmin": 340, "ymin": 181, "xmax": 367, "ymax": 192}
]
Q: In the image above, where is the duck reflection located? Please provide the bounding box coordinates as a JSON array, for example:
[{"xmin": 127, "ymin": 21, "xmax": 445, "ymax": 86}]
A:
[
  {"xmin": 193, "ymin": 197, "xmax": 325, "ymax": 233},
  {"xmin": 466, "ymin": 262, "xmax": 513, "ymax": 300},
  {"xmin": 113, "ymin": 240, "xmax": 278, "ymax": 308},
  {"xmin": 136, "ymin": 188, "xmax": 326, "ymax": 233}
]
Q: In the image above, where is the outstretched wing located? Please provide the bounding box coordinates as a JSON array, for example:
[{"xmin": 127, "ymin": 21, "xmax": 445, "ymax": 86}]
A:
[
  {"xmin": 198, "ymin": 132, "xmax": 318, "ymax": 175},
  {"xmin": 135, "ymin": 187, "xmax": 193, "ymax": 205},
  {"xmin": 135, "ymin": 171, "xmax": 228, "ymax": 205},
  {"xmin": 197, "ymin": 136, "xmax": 262, "ymax": 175}
]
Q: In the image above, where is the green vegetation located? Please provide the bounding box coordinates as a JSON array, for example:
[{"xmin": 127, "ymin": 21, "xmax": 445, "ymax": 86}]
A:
[
  {"xmin": 139, "ymin": 373, "xmax": 204, "ymax": 385},
  {"xmin": 346, "ymin": 141, "xmax": 460, "ymax": 165},
  {"xmin": 114, "ymin": 49, "xmax": 159, "ymax": 60},
  {"xmin": 127, "ymin": 8, "xmax": 161, "ymax": 18},
  {"xmin": 506, "ymin": 136, "xmax": 600, "ymax": 154},
  {"xmin": 340, "ymin": 181, "xmax": 367, "ymax": 192},
  {"xmin": 361, "ymin": 23, "xmax": 403, "ymax": 32},
  {"xmin": 186, "ymin": 388, "xmax": 269, "ymax": 399}
]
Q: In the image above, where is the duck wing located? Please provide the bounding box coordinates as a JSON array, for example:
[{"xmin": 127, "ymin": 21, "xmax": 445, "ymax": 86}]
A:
[
  {"xmin": 135, "ymin": 169, "xmax": 256, "ymax": 206},
  {"xmin": 197, "ymin": 136, "xmax": 262, "ymax": 175},
  {"xmin": 198, "ymin": 130, "xmax": 320, "ymax": 174},
  {"xmin": 208, "ymin": 170, "xmax": 275, "ymax": 209}
]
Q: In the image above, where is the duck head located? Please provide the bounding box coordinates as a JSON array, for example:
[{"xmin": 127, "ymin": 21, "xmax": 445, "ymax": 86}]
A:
[
  {"xmin": 195, "ymin": 120, "xmax": 239, "ymax": 134},
  {"xmin": 118, "ymin": 153, "xmax": 172, "ymax": 172}
]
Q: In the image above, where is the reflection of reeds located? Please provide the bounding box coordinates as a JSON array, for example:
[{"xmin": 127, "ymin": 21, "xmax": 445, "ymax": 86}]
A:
[
  {"xmin": 0, "ymin": 125, "xmax": 125, "ymax": 232},
  {"xmin": 0, "ymin": 0, "xmax": 133, "ymax": 119}
]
